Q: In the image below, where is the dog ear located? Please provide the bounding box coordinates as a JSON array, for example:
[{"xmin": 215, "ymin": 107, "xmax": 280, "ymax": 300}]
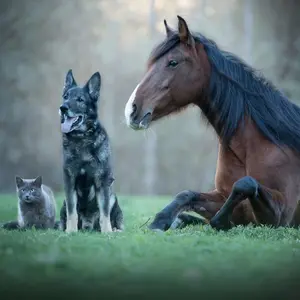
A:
[
  {"xmin": 15, "ymin": 176, "xmax": 24, "ymax": 188},
  {"xmin": 85, "ymin": 72, "xmax": 101, "ymax": 101},
  {"xmin": 33, "ymin": 176, "xmax": 42, "ymax": 188},
  {"xmin": 63, "ymin": 69, "xmax": 77, "ymax": 95}
]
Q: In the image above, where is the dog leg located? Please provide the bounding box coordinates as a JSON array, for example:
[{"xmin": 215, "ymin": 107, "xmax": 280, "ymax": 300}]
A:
[
  {"xmin": 97, "ymin": 186, "xmax": 113, "ymax": 233},
  {"xmin": 64, "ymin": 172, "xmax": 78, "ymax": 233},
  {"xmin": 66, "ymin": 191, "xmax": 78, "ymax": 233}
]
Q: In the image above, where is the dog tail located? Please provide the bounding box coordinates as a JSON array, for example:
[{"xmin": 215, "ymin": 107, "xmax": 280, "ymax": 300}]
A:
[{"xmin": 110, "ymin": 193, "xmax": 124, "ymax": 232}]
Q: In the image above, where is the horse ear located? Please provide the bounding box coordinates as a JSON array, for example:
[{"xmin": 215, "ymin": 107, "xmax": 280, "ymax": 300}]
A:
[
  {"xmin": 164, "ymin": 19, "xmax": 175, "ymax": 38},
  {"xmin": 177, "ymin": 15, "xmax": 195, "ymax": 47},
  {"xmin": 63, "ymin": 69, "xmax": 77, "ymax": 95},
  {"xmin": 85, "ymin": 72, "xmax": 101, "ymax": 101}
]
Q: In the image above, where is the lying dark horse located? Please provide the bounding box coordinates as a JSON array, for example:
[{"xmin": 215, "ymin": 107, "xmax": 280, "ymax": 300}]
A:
[{"xmin": 125, "ymin": 15, "xmax": 300, "ymax": 231}]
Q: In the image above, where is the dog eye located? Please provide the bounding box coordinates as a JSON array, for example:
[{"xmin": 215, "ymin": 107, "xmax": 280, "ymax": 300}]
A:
[
  {"xmin": 167, "ymin": 60, "xmax": 178, "ymax": 68},
  {"xmin": 77, "ymin": 98, "xmax": 84, "ymax": 102},
  {"xmin": 63, "ymin": 93, "xmax": 68, "ymax": 100}
]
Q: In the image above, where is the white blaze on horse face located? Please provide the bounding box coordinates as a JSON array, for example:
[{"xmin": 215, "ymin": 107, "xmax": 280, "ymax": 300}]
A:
[{"xmin": 125, "ymin": 83, "xmax": 140, "ymax": 127}]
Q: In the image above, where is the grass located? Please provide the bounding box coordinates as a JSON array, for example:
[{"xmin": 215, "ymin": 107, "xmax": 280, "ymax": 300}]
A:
[{"xmin": 0, "ymin": 194, "xmax": 300, "ymax": 300}]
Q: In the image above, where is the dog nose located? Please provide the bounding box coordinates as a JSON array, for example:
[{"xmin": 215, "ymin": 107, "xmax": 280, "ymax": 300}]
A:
[{"xmin": 60, "ymin": 104, "xmax": 68, "ymax": 113}]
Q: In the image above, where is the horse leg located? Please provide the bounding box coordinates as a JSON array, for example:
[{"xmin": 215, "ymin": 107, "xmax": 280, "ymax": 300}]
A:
[
  {"xmin": 148, "ymin": 190, "xmax": 225, "ymax": 231},
  {"xmin": 210, "ymin": 176, "xmax": 283, "ymax": 231}
]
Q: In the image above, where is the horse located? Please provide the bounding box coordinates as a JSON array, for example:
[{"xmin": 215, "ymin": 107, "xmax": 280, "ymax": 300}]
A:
[{"xmin": 124, "ymin": 15, "xmax": 300, "ymax": 231}]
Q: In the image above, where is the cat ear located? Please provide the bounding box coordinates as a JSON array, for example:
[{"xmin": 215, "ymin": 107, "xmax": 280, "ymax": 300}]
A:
[
  {"xmin": 15, "ymin": 176, "xmax": 24, "ymax": 188},
  {"xmin": 33, "ymin": 176, "xmax": 42, "ymax": 188}
]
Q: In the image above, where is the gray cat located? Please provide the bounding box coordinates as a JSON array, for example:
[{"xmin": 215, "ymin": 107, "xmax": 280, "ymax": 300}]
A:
[{"xmin": 2, "ymin": 176, "xmax": 57, "ymax": 230}]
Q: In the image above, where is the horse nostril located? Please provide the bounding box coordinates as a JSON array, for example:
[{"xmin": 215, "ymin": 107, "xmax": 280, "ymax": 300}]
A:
[
  {"xmin": 139, "ymin": 112, "xmax": 152, "ymax": 128},
  {"xmin": 131, "ymin": 104, "xmax": 138, "ymax": 120}
]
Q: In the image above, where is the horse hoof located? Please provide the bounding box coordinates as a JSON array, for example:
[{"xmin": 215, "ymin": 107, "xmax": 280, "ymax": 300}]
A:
[
  {"xmin": 148, "ymin": 213, "xmax": 172, "ymax": 231},
  {"xmin": 210, "ymin": 217, "xmax": 231, "ymax": 231}
]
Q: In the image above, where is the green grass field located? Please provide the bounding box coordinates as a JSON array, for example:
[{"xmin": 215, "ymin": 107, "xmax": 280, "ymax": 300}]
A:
[{"xmin": 1, "ymin": 194, "xmax": 300, "ymax": 300}]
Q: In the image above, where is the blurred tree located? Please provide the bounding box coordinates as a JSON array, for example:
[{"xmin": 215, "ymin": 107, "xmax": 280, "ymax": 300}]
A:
[
  {"xmin": 271, "ymin": 0, "xmax": 300, "ymax": 98},
  {"xmin": 249, "ymin": 0, "xmax": 300, "ymax": 99},
  {"xmin": 144, "ymin": 0, "xmax": 158, "ymax": 195},
  {"xmin": 243, "ymin": 0, "xmax": 253, "ymax": 64}
]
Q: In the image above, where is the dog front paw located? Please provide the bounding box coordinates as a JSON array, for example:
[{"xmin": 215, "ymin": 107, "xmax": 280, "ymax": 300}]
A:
[
  {"xmin": 66, "ymin": 219, "xmax": 78, "ymax": 233},
  {"xmin": 100, "ymin": 220, "xmax": 113, "ymax": 233},
  {"xmin": 65, "ymin": 226, "xmax": 78, "ymax": 233}
]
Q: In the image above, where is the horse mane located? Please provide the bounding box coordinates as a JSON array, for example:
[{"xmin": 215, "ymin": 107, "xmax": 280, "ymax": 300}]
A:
[{"xmin": 149, "ymin": 32, "xmax": 300, "ymax": 152}]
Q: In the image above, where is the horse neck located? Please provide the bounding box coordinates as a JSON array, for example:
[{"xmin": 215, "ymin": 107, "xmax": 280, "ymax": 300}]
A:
[{"xmin": 197, "ymin": 63, "xmax": 247, "ymax": 144}]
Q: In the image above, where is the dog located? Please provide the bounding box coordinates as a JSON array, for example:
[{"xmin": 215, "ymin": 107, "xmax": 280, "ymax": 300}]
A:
[{"xmin": 59, "ymin": 69, "xmax": 124, "ymax": 233}]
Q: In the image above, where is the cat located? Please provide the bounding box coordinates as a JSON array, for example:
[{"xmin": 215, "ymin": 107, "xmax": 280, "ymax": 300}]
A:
[{"xmin": 2, "ymin": 176, "xmax": 57, "ymax": 230}]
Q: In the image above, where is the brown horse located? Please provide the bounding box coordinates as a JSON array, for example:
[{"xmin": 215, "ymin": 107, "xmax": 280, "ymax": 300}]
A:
[{"xmin": 124, "ymin": 16, "xmax": 300, "ymax": 231}]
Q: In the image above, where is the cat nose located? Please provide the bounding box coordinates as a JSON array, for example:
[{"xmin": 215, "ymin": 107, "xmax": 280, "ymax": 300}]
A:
[{"xmin": 25, "ymin": 195, "xmax": 29, "ymax": 200}]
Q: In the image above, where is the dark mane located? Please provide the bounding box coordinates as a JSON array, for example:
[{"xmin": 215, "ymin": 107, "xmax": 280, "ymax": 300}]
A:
[{"xmin": 150, "ymin": 32, "xmax": 300, "ymax": 152}]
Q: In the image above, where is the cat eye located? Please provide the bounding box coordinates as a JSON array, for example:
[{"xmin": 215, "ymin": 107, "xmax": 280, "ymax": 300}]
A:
[
  {"xmin": 30, "ymin": 188, "xmax": 34, "ymax": 192},
  {"xmin": 167, "ymin": 60, "xmax": 179, "ymax": 68}
]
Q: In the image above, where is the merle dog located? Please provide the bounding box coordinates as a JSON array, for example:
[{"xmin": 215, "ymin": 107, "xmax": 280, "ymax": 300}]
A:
[{"xmin": 59, "ymin": 70, "xmax": 124, "ymax": 233}]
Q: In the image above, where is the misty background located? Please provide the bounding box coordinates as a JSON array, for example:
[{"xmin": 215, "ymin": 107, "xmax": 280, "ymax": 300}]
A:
[{"xmin": 0, "ymin": 0, "xmax": 299, "ymax": 196}]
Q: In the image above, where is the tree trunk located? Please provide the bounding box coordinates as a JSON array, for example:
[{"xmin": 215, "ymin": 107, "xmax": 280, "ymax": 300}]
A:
[
  {"xmin": 144, "ymin": 0, "xmax": 157, "ymax": 195},
  {"xmin": 244, "ymin": 0, "xmax": 253, "ymax": 64}
]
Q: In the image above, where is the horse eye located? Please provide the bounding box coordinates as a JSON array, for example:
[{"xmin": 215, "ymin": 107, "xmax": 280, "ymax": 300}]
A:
[{"xmin": 168, "ymin": 60, "xmax": 178, "ymax": 68}]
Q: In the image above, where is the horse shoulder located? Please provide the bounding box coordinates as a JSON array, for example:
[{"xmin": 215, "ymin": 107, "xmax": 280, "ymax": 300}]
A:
[{"xmin": 245, "ymin": 125, "xmax": 300, "ymax": 192}]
